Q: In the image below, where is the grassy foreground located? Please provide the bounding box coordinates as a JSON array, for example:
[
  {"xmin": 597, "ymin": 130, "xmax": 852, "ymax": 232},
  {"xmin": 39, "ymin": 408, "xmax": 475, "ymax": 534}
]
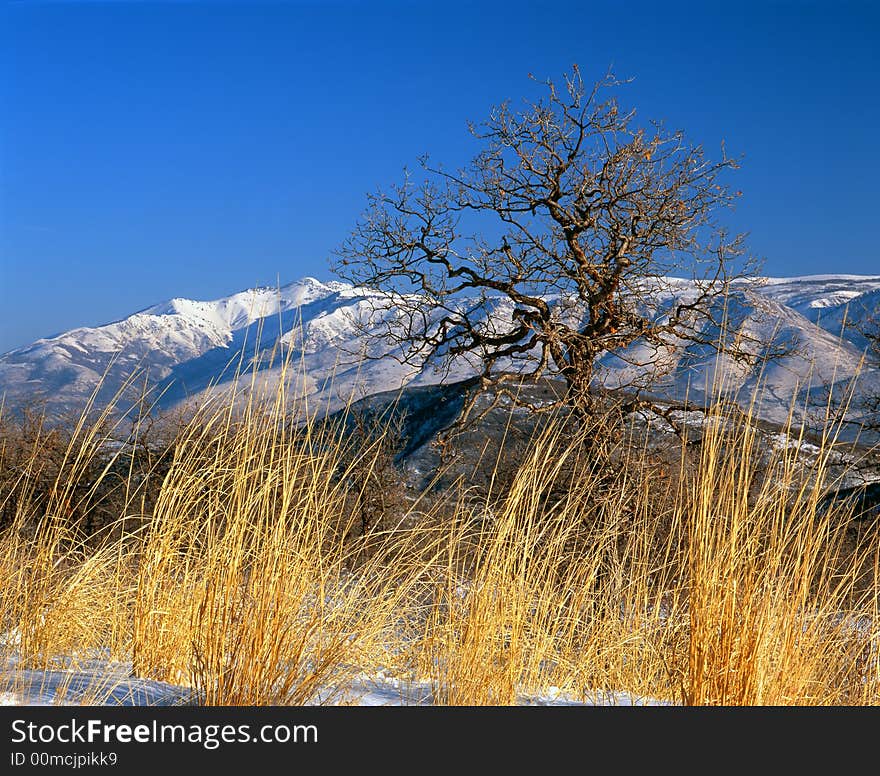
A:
[{"xmin": 1, "ymin": 374, "xmax": 878, "ymax": 706}]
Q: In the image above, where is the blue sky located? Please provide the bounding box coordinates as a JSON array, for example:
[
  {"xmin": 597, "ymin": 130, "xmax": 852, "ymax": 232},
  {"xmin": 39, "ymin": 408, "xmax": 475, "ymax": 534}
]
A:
[{"xmin": 1, "ymin": 0, "xmax": 878, "ymax": 353}]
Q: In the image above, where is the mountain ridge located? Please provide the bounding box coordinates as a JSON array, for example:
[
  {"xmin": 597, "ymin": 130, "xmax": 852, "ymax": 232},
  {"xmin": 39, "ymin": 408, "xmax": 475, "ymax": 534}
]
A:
[{"xmin": 2, "ymin": 274, "xmax": 879, "ymax": 438}]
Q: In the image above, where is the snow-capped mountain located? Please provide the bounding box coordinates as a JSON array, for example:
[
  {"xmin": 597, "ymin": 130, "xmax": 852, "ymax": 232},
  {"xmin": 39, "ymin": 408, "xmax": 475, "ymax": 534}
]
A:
[
  {"xmin": 1, "ymin": 274, "xmax": 879, "ymax": 436},
  {"xmin": 756, "ymin": 275, "xmax": 880, "ymax": 322}
]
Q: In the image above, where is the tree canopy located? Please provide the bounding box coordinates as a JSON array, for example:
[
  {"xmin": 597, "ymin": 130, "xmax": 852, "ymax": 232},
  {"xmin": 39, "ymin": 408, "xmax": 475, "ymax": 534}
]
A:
[{"xmin": 334, "ymin": 66, "xmax": 761, "ymax": 428}]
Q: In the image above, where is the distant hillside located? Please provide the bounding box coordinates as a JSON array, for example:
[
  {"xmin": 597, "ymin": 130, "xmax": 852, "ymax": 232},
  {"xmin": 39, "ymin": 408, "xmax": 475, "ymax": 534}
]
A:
[{"xmin": 2, "ymin": 274, "xmax": 879, "ymax": 439}]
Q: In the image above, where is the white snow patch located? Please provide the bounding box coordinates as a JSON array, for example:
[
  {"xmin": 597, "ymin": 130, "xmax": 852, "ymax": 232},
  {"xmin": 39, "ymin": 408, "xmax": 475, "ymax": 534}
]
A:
[{"xmin": 0, "ymin": 661, "xmax": 671, "ymax": 706}]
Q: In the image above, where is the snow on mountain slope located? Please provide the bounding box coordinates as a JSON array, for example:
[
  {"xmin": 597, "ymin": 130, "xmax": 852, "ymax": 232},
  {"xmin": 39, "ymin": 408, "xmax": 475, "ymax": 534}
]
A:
[
  {"xmin": 0, "ymin": 278, "xmax": 353, "ymax": 416},
  {"xmin": 756, "ymin": 275, "xmax": 880, "ymax": 330},
  {"xmin": 801, "ymin": 287, "xmax": 880, "ymax": 353},
  {"xmin": 590, "ymin": 282, "xmax": 880, "ymax": 432},
  {"xmin": 1, "ymin": 274, "xmax": 879, "ymax": 435}
]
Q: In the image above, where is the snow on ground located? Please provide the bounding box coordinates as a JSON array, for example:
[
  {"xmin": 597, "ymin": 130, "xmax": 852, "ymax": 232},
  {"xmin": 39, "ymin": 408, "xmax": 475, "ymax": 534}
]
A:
[
  {"xmin": 0, "ymin": 661, "xmax": 193, "ymax": 706},
  {"xmin": 0, "ymin": 660, "xmax": 669, "ymax": 706},
  {"xmin": 330, "ymin": 674, "xmax": 669, "ymax": 706}
]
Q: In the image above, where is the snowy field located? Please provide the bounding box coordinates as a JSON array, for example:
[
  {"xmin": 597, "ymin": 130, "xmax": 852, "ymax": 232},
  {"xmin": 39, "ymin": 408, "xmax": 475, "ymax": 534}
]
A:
[{"xmin": 0, "ymin": 661, "xmax": 668, "ymax": 707}]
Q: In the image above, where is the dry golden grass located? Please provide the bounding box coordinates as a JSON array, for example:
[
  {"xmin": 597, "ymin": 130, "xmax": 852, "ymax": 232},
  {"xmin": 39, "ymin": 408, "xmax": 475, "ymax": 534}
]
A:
[{"xmin": 0, "ymin": 357, "xmax": 878, "ymax": 706}]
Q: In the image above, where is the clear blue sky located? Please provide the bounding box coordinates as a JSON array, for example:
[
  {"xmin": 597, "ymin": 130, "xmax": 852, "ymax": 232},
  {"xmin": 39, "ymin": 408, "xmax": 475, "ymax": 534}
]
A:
[{"xmin": 1, "ymin": 0, "xmax": 878, "ymax": 353}]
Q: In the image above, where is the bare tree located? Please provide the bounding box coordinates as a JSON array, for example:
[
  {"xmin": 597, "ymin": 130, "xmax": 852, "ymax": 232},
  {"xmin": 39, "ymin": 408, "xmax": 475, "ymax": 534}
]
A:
[{"xmin": 333, "ymin": 66, "xmax": 763, "ymax": 432}]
